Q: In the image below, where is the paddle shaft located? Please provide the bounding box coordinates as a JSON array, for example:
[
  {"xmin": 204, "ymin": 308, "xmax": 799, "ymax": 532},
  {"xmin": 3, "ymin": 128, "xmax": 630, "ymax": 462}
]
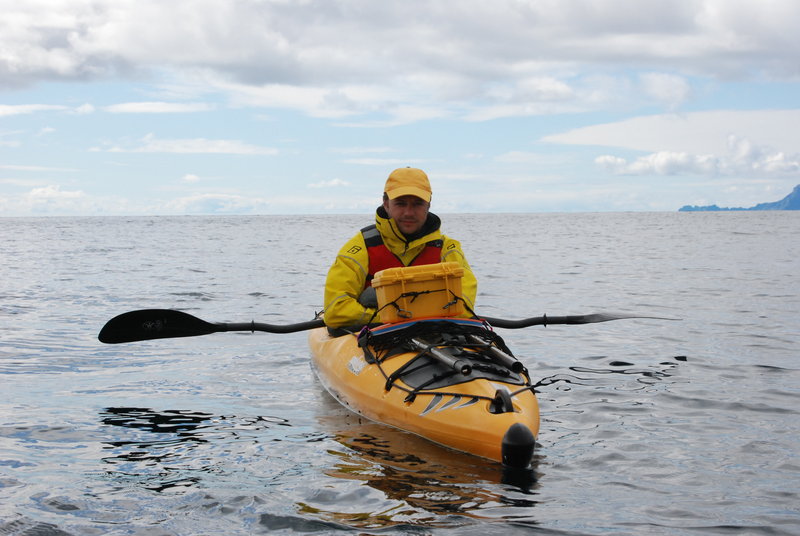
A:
[
  {"xmin": 481, "ymin": 313, "xmax": 676, "ymax": 329},
  {"xmin": 219, "ymin": 320, "xmax": 325, "ymax": 334}
]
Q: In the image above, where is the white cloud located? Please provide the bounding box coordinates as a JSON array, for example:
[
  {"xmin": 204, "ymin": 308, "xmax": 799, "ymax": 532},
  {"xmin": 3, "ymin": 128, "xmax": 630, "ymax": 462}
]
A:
[
  {"xmin": 0, "ymin": 179, "xmax": 43, "ymax": 188},
  {"xmin": 639, "ymin": 73, "xmax": 692, "ymax": 109},
  {"xmin": 218, "ymin": 80, "xmax": 366, "ymax": 119},
  {"xmin": 596, "ymin": 152, "xmax": 718, "ymax": 176},
  {"xmin": 2, "ymin": 1, "xmax": 798, "ymax": 117},
  {"xmin": 0, "ymin": 185, "xmax": 87, "ymax": 215},
  {"xmin": 596, "ymin": 136, "xmax": 800, "ymax": 177},
  {"xmin": 28, "ymin": 184, "xmax": 83, "ymax": 200},
  {"xmin": 342, "ymin": 158, "xmax": 428, "ymax": 166},
  {"xmin": 329, "ymin": 147, "xmax": 394, "ymax": 155},
  {"xmin": 0, "ymin": 104, "xmax": 68, "ymax": 117},
  {"xmin": 0, "ymin": 164, "xmax": 77, "ymax": 172},
  {"xmin": 544, "ymin": 110, "xmax": 800, "ymax": 155},
  {"xmin": 494, "ymin": 151, "xmax": 572, "ymax": 165},
  {"xmin": 182, "ymin": 174, "xmax": 201, "ymax": 183},
  {"xmin": 73, "ymin": 103, "xmax": 96, "ymax": 114},
  {"xmin": 104, "ymin": 101, "xmax": 214, "ymax": 113},
  {"xmin": 308, "ymin": 178, "xmax": 349, "ymax": 188},
  {"xmin": 165, "ymin": 193, "xmax": 271, "ymax": 214},
  {"xmin": 109, "ymin": 134, "xmax": 279, "ymax": 155},
  {"xmin": 0, "ymin": 104, "xmax": 95, "ymax": 116}
]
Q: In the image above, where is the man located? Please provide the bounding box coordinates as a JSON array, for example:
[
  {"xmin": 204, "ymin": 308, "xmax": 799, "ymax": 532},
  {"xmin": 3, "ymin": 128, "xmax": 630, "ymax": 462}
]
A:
[{"xmin": 323, "ymin": 167, "xmax": 477, "ymax": 329}]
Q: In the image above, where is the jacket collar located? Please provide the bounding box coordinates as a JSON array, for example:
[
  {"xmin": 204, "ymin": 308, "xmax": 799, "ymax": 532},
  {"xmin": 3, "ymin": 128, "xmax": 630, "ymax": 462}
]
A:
[{"xmin": 375, "ymin": 206, "xmax": 442, "ymax": 253}]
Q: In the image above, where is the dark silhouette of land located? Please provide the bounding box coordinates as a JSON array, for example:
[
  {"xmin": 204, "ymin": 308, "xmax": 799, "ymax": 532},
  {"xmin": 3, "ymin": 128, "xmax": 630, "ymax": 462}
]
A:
[{"xmin": 679, "ymin": 185, "xmax": 800, "ymax": 211}]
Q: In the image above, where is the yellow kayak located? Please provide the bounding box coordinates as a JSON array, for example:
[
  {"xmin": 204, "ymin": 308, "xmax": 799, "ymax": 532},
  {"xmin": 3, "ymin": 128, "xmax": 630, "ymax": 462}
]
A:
[{"xmin": 309, "ymin": 317, "xmax": 540, "ymax": 468}]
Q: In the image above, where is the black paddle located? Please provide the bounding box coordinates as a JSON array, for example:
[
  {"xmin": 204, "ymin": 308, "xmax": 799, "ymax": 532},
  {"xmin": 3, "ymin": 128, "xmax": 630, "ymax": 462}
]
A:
[
  {"xmin": 98, "ymin": 309, "xmax": 675, "ymax": 344},
  {"xmin": 480, "ymin": 313, "xmax": 677, "ymax": 329},
  {"xmin": 98, "ymin": 309, "xmax": 325, "ymax": 344}
]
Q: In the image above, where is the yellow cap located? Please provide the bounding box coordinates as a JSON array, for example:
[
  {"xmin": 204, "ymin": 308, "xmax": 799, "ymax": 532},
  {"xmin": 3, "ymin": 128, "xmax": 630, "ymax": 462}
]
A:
[{"xmin": 384, "ymin": 168, "xmax": 432, "ymax": 202}]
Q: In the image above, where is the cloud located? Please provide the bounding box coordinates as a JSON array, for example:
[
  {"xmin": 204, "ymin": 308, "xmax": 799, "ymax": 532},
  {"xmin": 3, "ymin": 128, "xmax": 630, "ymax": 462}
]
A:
[
  {"xmin": 73, "ymin": 103, "xmax": 96, "ymax": 114},
  {"xmin": 596, "ymin": 136, "xmax": 800, "ymax": 176},
  {"xmin": 342, "ymin": 158, "xmax": 425, "ymax": 166},
  {"xmin": 596, "ymin": 152, "xmax": 717, "ymax": 176},
  {"xmin": 0, "ymin": 178, "xmax": 44, "ymax": 187},
  {"xmin": 0, "ymin": 185, "xmax": 88, "ymax": 215},
  {"xmin": 181, "ymin": 174, "xmax": 201, "ymax": 183},
  {"xmin": 109, "ymin": 134, "xmax": 279, "ymax": 155},
  {"xmin": 0, "ymin": 164, "xmax": 77, "ymax": 172},
  {"xmin": 544, "ymin": 109, "xmax": 800, "ymax": 155},
  {"xmin": 28, "ymin": 184, "xmax": 83, "ymax": 199},
  {"xmin": 104, "ymin": 101, "xmax": 214, "ymax": 113},
  {"xmin": 165, "ymin": 193, "xmax": 271, "ymax": 214},
  {"xmin": 216, "ymin": 79, "xmax": 398, "ymax": 121},
  {"xmin": 0, "ymin": 104, "xmax": 95, "ymax": 117},
  {"xmin": 639, "ymin": 73, "xmax": 692, "ymax": 110},
  {"xmin": 545, "ymin": 108, "xmax": 800, "ymax": 179},
  {"xmin": 0, "ymin": 104, "xmax": 69, "ymax": 117},
  {"xmin": 308, "ymin": 178, "xmax": 350, "ymax": 189},
  {"xmin": 0, "ymin": 185, "xmax": 275, "ymax": 216},
  {"xmin": 329, "ymin": 146, "xmax": 394, "ymax": 155},
  {"xmin": 494, "ymin": 151, "xmax": 573, "ymax": 166},
  {"xmin": 2, "ymin": 1, "xmax": 798, "ymax": 118}
]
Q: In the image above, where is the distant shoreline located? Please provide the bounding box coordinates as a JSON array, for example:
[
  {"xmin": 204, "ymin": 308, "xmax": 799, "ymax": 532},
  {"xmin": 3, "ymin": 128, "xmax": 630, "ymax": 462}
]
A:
[{"xmin": 679, "ymin": 184, "xmax": 800, "ymax": 211}]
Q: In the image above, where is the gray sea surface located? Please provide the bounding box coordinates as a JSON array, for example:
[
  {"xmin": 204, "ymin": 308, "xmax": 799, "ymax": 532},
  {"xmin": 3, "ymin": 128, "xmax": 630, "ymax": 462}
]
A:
[{"xmin": 1, "ymin": 212, "xmax": 798, "ymax": 535}]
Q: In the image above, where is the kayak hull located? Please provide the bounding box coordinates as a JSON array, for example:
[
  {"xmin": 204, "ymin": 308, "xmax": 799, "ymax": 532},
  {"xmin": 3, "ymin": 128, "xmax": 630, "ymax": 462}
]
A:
[{"xmin": 308, "ymin": 318, "xmax": 540, "ymax": 466}]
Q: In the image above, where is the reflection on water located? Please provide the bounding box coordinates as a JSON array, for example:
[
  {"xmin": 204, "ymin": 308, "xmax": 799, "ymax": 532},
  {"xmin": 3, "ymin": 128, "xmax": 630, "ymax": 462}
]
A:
[
  {"xmin": 306, "ymin": 390, "xmax": 541, "ymax": 529},
  {"xmin": 99, "ymin": 407, "xmax": 290, "ymax": 492},
  {"xmin": 92, "ymin": 357, "xmax": 689, "ymax": 528},
  {"xmin": 97, "ymin": 400, "xmax": 542, "ymax": 530},
  {"xmin": 534, "ymin": 354, "xmax": 689, "ymax": 391},
  {"xmin": 93, "ymin": 356, "xmax": 686, "ymax": 527}
]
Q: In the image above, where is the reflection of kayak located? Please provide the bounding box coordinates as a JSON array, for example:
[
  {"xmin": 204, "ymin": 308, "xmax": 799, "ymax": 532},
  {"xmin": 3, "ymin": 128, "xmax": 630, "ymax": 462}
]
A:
[{"xmin": 309, "ymin": 317, "xmax": 540, "ymax": 468}]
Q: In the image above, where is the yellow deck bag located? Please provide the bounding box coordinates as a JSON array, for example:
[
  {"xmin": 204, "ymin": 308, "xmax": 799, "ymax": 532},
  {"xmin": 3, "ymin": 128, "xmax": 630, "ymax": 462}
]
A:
[{"xmin": 372, "ymin": 262, "xmax": 465, "ymax": 324}]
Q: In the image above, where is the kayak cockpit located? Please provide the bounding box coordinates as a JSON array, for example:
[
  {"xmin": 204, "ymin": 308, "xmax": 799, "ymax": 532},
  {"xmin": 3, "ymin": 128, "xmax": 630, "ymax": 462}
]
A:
[{"xmin": 357, "ymin": 318, "xmax": 531, "ymax": 400}]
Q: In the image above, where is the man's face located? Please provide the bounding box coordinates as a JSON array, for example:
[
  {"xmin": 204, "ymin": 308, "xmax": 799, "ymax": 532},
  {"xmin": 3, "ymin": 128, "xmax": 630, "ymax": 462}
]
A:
[{"xmin": 383, "ymin": 195, "xmax": 430, "ymax": 236}]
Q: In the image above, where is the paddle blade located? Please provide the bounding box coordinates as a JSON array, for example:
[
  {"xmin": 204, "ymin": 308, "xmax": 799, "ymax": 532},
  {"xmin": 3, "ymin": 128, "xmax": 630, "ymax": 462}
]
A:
[{"xmin": 98, "ymin": 309, "xmax": 221, "ymax": 344}]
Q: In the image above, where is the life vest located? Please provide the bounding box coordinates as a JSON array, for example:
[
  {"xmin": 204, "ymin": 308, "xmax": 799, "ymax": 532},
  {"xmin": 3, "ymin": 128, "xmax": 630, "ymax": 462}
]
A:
[{"xmin": 361, "ymin": 224, "xmax": 443, "ymax": 288}]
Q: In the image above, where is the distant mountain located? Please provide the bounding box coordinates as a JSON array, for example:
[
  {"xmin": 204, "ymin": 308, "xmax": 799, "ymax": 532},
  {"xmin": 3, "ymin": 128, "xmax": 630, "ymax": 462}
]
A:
[{"xmin": 679, "ymin": 184, "xmax": 800, "ymax": 212}]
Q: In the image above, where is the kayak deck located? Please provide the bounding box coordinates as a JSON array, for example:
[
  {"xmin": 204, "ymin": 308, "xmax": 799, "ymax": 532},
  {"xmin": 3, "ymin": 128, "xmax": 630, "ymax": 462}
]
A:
[{"xmin": 309, "ymin": 318, "xmax": 540, "ymax": 467}]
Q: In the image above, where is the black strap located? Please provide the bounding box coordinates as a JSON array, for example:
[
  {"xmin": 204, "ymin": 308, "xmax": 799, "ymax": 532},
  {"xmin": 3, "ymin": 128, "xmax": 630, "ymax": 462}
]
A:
[{"xmin": 361, "ymin": 224, "xmax": 382, "ymax": 247}]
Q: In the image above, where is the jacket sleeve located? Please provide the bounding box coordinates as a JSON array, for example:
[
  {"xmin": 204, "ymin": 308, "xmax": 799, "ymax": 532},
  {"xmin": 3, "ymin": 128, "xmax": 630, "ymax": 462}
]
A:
[
  {"xmin": 441, "ymin": 237, "xmax": 478, "ymax": 312},
  {"xmin": 323, "ymin": 233, "xmax": 377, "ymax": 328}
]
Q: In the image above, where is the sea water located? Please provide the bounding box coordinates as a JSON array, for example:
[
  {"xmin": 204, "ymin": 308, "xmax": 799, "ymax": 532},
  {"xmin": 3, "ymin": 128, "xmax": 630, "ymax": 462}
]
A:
[{"xmin": 1, "ymin": 212, "xmax": 798, "ymax": 535}]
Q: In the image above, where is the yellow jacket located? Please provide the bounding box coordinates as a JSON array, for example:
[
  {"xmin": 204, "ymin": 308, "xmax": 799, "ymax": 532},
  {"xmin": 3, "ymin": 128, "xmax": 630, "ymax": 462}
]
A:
[{"xmin": 323, "ymin": 209, "xmax": 477, "ymax": 328}]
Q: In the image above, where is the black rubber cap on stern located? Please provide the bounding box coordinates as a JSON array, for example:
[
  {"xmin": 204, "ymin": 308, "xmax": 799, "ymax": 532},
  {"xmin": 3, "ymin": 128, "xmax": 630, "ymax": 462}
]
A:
[{"xmin": 501, "ymin": 423, "xmax": 536, "ymax": 468}]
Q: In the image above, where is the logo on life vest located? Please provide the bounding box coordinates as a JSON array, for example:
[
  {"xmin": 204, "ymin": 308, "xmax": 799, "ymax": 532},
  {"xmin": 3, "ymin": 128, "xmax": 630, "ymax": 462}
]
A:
[{"xmin": 347, "ymin": 245, "xmax": 362, "ymax": 255}]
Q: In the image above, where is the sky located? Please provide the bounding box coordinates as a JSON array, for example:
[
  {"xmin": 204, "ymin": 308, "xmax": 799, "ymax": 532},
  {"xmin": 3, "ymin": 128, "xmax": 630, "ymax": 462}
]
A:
[{"xmin": 1, "ymin": 0, "xmax": 799, "ymax": 216}]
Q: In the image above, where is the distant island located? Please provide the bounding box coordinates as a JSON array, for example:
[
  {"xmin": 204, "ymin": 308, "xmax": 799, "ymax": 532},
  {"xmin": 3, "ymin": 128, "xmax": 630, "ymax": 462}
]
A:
[{"xmin": 679, "ymin": 184, "xmax": 800, "ymax": 211}]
